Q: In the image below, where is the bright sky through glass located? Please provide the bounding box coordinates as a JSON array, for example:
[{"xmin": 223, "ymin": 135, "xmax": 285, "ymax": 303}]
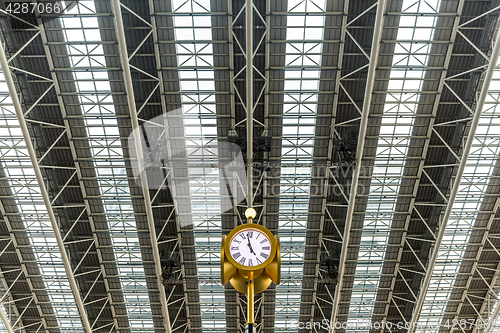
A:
[
  {"xmin": 0, "ymin": 76, "xmax": 83, "ymax": 330},
  {"xmin": 4, "ymin": 1, "xmax": 500, "ymax": 332},
  {"xmin": 415, "ymin": 49, "xmax": 500, "ymax": 333},
  {"xmin": 278, "ymin": 0, "xmax": 326, "ymax": 331},
  {"xmin": 171, "ymin": 0, "xmax": 224, "ymax": 331},
  {"xmin": 345, "ymin": 1, "xmax": 440, "ymax": 331},
  {"xmin": 61, "ymin": 1, "xmax": 155, "ymax": 330}
]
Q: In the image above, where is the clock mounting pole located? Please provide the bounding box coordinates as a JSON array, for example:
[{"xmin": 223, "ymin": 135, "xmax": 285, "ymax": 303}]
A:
[
  {"xmin": 244, "ymin": 208, "xmax": 256, "ymax": 331},
  {"xmin": 220, "ymin": 210, "xmax": 280, "ymax": 332},
  {"xmin": 246, "ymin": 0, "xmax": 253, "ymax": 210},
  {"xmin": 245, "ymin": 0, "xmax": 255, "ymax": 329},
  {"xmin": 220, "ymin": 2, "xmax": 280, "ymax": 332},
  {"xmin": 247, "ymin": 271, "xmax": 255, "ymax": 333}
]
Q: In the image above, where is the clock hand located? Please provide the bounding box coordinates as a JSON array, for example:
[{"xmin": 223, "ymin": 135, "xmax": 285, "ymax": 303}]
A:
[
  {"xmin": 246, "ymin": 234, "xmax": 256, "ymax": 255},
  {"xmin": 247, "ymin": 241, "xmax": 256, "ymax": 255}
]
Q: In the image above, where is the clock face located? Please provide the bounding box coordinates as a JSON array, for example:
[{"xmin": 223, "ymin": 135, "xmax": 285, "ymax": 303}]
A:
[{"xmin": 229, "ymin": 228, "xmax": 272, "ymax": 267}]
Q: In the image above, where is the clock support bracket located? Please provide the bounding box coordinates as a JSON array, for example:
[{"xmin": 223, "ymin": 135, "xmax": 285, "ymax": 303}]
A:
[{"xmin": 221, "ymin": 209, "xmax": 281, "ymax": 332}]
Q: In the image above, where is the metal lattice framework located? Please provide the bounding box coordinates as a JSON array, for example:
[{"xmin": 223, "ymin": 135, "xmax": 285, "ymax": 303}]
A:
[{"xmin": 1, "ymin": 1, "xmax": 500, "ymax": 333}]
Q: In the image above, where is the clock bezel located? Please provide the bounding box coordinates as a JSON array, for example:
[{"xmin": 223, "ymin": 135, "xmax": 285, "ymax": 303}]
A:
[
  {"xmin": 229, "ymin": 229, "xmax": 271, "ymax": 267},
  {"xmin": 225, "ymin": 223, "xmax": 277, "ymax": 271}
]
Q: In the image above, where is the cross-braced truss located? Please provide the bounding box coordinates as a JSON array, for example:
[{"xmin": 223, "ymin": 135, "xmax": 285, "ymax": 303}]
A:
[{"xmin": 1, "ymin": 1, "xmax": 500, "ymax": 333}]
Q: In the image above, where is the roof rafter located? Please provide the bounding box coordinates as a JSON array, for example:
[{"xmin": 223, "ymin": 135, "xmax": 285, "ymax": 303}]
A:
[
  {"xmin": 329, "ymin": 0, "xmax": 387, "ymax": 328},
  {"xmin": 33, "ymin": 16, "xmax": 123, "ymax": 333},
  {"xmin": 109, "ymin": 0, "xmax": 172, "ymax": 331},
  {"xmin": 408, "ymin": 14, "xmax": 500, "ymax": 333},
  {"xmin": 0, "ymin": 29, "xmax": 94, "ymax": 333},
  {"xmin": 146, "ymin": 0, "xmax": 194, "ymax": 330},
  {"xmin": 373, "ymin": 0, "xmax": 466, "ymax": 325}
]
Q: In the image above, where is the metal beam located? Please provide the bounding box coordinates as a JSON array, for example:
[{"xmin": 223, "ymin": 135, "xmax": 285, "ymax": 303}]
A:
[
  {"xmin": 246, "ymin": 0, "xmax": 254, "ymax": 208},
  {"xmin": 376, "ymin": 0, "xmax": 466, "ymax": 325},
  {"xmin": 329, "ymin": 0, "xmax": 387, "ymax": 329},
  {"xmin": 147, "ymin": 0, "xmax": 192, "ymax": 330},
  {"xmin": 109, "ymin": 0, "xmax": 172, "ymax": 332},
  {"xmin": 408, "ymin": 21, "xmax": 500, "ymax": 333},
  {"xmin": 260, "ymin": 0, "xmax": 271, "ymax": 328},
  {"xmin": 0, "ymin": 202, "xmax": 49, "ymax": 333},
  {"xmin": 0, "ymin": 303, "xmax": 14, "ymax": 333},
  {"xmin": 306, "ymin": 0, "xmax": 349, "ymax": 324},
  {"xmin": 0, "ymin": 31, "xmax": 93, "ymax": 333},
  {"xmin": 35, "ymin": 15, "xmax": 122, "ymax": 332}
]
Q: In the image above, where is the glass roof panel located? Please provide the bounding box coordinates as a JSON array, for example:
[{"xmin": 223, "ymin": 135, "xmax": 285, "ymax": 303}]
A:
[
  {"xmin": 2, "ymin": 0, "xmax": 500, "ymax": 331},
  {"xmin": 278, "ymin": 0, "xmax": 326, "ymax": 331},
  {"xmin": 171, "ymin": 0, "xmax": 226, "ymax": 331},
  {"xmin": 415, "ymin": 56, "xmax": 500, "ymax": 332},
  {"xmin": 0, "ymin": 72, "xmax": 83, "ymax": 331},
  {"xmin": 60, "ymin": 1, "xmax": 155, "ymax": 330},
  {"xmin": 345, "ymin": 1, "xmax": 440, "ymax": 331}
]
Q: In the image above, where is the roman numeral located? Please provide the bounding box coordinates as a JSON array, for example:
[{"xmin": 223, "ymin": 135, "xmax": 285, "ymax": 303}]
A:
[
  {"xmin": 248, "ymin": 259, "xmax": 253, "ymax": 266},
  {"xmin": 256, "ymin": 258, "xmax": 262, "ymax": 265},
  {"xmin": 233, "ymin": 252, "xmax": 241, "ymax": 259},
  {"xmin": 239, "ymin": 233, "xmax": 246, "ymax": 239},
  {"xmin": 247, "ymin": 231, "xmax": 253, "ymax": 238},
  {"xmin": 234, "ymin": 239, "xmax": 241, "ymax": 244},
  {"xmin": 239, "ymin": 257, "xmax": 246, "ymax": 265},
  {"xmin": 260, "ymin": 239, "xmax": 268, "ymax": 244},
  {"xmin": 256, "ymin": 234, "xmax": 260, "ymax": 240},
  {"xmin": 262, "ymin": 246, "xmax": 270, "ymax": 250},
  {"xmin": 231, "ymin": 246, "xmax": 238, "ymax": 251},
  {"xmin": 260, "ymin": 252, "xmax": 268, "ymax": 259}
]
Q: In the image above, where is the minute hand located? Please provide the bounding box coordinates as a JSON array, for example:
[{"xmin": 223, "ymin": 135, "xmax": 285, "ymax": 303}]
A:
[{"xmin": 247, "ymin": 238, "xmax": 256, "ymax": 255}]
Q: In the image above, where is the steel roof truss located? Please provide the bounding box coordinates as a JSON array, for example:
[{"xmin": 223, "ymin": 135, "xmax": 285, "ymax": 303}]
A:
[
  {"xmin": 407, "ymin": 9, "xmax": 500, "ymax": 333},
  {"xmin": 0, "ymin": 20, "xmax": 95, "ymax": 333},
  {"xmin": 328, "ymin": 0, "xmax": 387, "ymax": 329}
]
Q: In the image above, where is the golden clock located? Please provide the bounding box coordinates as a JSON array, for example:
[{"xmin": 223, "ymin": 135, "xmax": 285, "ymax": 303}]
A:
[
  {"xmin": 221, "ymin": 222, "xmax": 280, "ymax": 294},
  {"xmin": 221, "ymin": 208, "xmax": 281, "ymax": 332}
]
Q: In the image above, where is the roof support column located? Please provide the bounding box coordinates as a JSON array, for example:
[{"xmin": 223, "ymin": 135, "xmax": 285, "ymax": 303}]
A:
[
  {"xmin": 109, "ymin": 0, "xmax": 172, "ymax": 331},
  {"xmin": 0, "ymin": 29, "xmax": 93, "ymax": 333},
  {"xmin": 246, "ymin": 0, "xmax": 254, "ymax": 207},
  {"xmin": 408, "ymin": 19, "xmax": 500, "ymax": 333},
  {"xmin": 329, "ymin": 0, "xmax": 387, "ymax": 330}
]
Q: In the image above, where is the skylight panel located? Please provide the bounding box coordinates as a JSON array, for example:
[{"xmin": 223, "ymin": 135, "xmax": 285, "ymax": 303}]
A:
[
  {"xmin": 278, "ymin": 0, "xmax": 326, "ymax": 331},
  {"xmin": 345, "ymin": 1, "xmax": 440, "ymax": 331},
  {"xmin": 170, "ymin": 0, "xmax": 225, "ymax": 331},
  {"xmin": 416, "ymin": 56, "xmax": 500, "ymax": 331},
  {"xmin": 0, "ymin": 73, "xmax": 84, "ymax": 331},
  {"xmin": 59, "ymin": 1, "xmax": 156, "ymax": 331}
]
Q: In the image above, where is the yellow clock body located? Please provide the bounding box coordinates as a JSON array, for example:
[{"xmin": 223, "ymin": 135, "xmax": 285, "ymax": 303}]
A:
[{"xmin": 221, "ymin": 223, "xmax": 280, "ymax": 294}]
